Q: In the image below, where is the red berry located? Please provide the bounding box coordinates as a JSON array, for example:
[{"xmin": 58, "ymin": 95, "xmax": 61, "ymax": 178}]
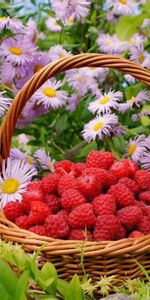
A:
[
  {"xmin": 68, "ymin": 229, "xmax": 93, "ymax": 241},
  {"xmin": 119, "ymin": 177, "xmax": 140, "ymax": 194},
  {"xmin": 115, "ymin": 225, "xmax": 126, "ymax": 240},
  {"xmin": 42, "ymin": 173, "xmax": 59, "ymax": 194},
  {"xmin": 129, "ymin": 231, "xmax": 144, "ymax": 238},
  {"xmin": 30, "ymin": 201, "xmax": 51, "ymax": 224},
  {"xmin": 110, "ymin": 160, "xmax": 130, "ymax": 178},
  {"xmin": 92, "ymin": 194, "xmax": 116, "ymax": 216},
  {"xmin": 139, "ymin": 191, "xmax": 150, "ymax": 204},
  {"xmin": 3, "ymin": 202, "xmax": 24, "ymax": 222},
  {"xmin": 58, "ymin": 174, "xmax": 78, "ymax": 196},
  {"xmin": 136, "ymin": 216, "xmax": 150, "ymax": 235},
  {"xmin": 45, "ymin": 194, "xmax": 61, "ymax": 213},
  {"xmin": 93, "ymin": 215, "xmax": 120, "ymax": 241},
  {"xmin": 71, "ymin": 163, "xmax": 86, "ymax": 177},
  {"xmin": 126, "ymin": 160, "xmax": 138, "ymax": 176},
  {"xmin": 86, "ymin": 150, "xmax": 115, "ymax": 169},
  {"xmin": 22, "ymin": 189, "xmax": 45, "ymax": 212},
  {"xmin": 68, "ymin": 203, "xmax": 96, "ymax": 229},
  {"xmin": 45, "ymin": 214, "xmax": 69, "ymax": 238},
  {"xmin": 27, "ymin": 181, "xmax": 43, "ymax": 191},
  {"xmin": 83, "ymin": 168, "xmax": 109, "ymax": 187},
  {"xmin": 29, "ymin": 225, "xmax": 46, "ymax": 236},
  {"xmin": 56, "ymin": 209, "xmax": 69, "ymax": 222},
  {"xmin": 54, "ymin": 160, "xmax": 73, "ymax": 174},
  {"xmin": 108, "ymin": 183, "xmax": 135, "ymax": 208},
  {"xmin": 15, "ymin": 215, "xmax": 30, "ymax": 229},
  {"xmin": 117, "ymin": 206, "xmax": 142, "ymax": 230},
  {"xmin": 61, "ymin": 188, "xmax": 86, "ymax": 210},
  {"xmin": 134, "ymin": 170, "xmax": 150, "ymax": 190},
  {"xmin": 77, "ymin": 174, "xmax": 102, "ymax": 198}
]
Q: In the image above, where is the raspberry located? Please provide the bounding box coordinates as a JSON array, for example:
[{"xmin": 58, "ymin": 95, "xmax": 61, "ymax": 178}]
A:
[
  {"xmin": 106, "ymin": 171, "xmax": 118, "ymax": 187},
  {"xmin": 83, "ymin": 168, "xmax": 109, "ymax": 187},
  {"xmin": 15, "ymin": 215, "xmax": 30, "ymax": 229},
  {"xmin": 45, "ymin": 194, "xmax": 61, "ymax": 213},
  {"xmin": 54, "ymin": 160, "xmax": 73, "ymax": 174},
  {"xmin": 126, "ymin": 160, "xmax": 138, "ymax": 176},
  {"xmin": 108, "ymin": 183, "xmax": 135, "ymax": 208},
  {"xmin": 42, "ymin": 173, "xmax": 59, "ymax": 194},
  {"xmin": 77, "ymin": 174, "xmax": 102, "ymax": 198},
  {"xmin": 86, "ymin": 150, "xmax": 115, "ymax": 169},
  {"xmin": 27, "ymin": 180, "xmax": 43, "ymax": 191},
  {"xmin": 110, "ymin": 160, "xmax": 130, "ymax": 178},
  {"xmin": 68, "ymin": 203, "xmax": 96, "ymax": 229},
  {"xmin": 119, "ymin": 177, "xmax": 140, "ymax": 194},
  {"xmin": 68, "ymin": 229, "xmax": 93, "ymax": 241},
  {"xmin": 61, "ymin": 189, "xmax": 86, "ymax": 210},
  {"xmin": 71, "ymin": 163, "xmax": 86, "ymax": 177},
  {"xmin": 129, "ymin": 231, "xmax": 144, "ymax": 238},
  {"xmin": 30, "ymin": 201, "xmax": 51, "ymax": 224},
  {"xmin": 45, "ymin": 214, "xmax": 69, "ymax": 238},
  {"xmin": 117, "ymin": 206, "xmax": 142, "ymax": 230},
  {"xmin": 3, "ymin": 202, "xmax": 24, "ymax": 222},
  {"xmin": 93, "ymin": 215, "xmax": 120, "ymax": 241},
  {"xmin": 56, "ymin": 209, "xmax": 69, "ymax": 222},
  {"xmin": 139, "ymin": 191, "xmax": 150, "ymax": 204},
  {"xmin": 29, "ymin": 225, "xmax": 46, "ymax": 236},
  {"xmin": 134, "ymin": 170, "xmax": 150, "ymax": 190},
  {"xmin": 58, "ymin": 174, "xmax": 78, "ymax": 196},
  {"xmin": 136, "ymin": 216, "xmax": 150, "ymax": 235},
  {"xmin": 92, "ymin": 194, "xmax": 116, "ymax": 216},
  {"xmin": 115, "ymin": 225, "xmax": 126, "ymax": 240},
  {"xmin": 22, "ymin": 189, "xmax": 45, "ymax": 212}
]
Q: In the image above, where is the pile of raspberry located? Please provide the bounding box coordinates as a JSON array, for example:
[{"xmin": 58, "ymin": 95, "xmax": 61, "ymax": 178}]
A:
[{"xmin": 3, "ymin": 150, "xmax": 150, "ymax": 241}]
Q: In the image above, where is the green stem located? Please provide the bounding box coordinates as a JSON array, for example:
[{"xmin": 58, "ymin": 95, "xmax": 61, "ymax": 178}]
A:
[
  {"xmin": 105, "ymin": 137, "xmax": 121, "ymax": 160},
  {"xmin": 51, "ymin": 137, "xmax": 65, "ymax": 155}
]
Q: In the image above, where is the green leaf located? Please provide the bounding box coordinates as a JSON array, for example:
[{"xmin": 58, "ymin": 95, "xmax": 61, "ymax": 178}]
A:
[
  {"xmin": 116, "ymin": 14, "xmax": 147, "ymax": 40},
  {"xmin": 141, "ymin": 105, "xmax": 150, "ymax": 127},
  {"xmin": 14, "ymin": 271, "xmax": 29, "ymax": 300},
  {"xmin": 125, "ymin": 83, "xmax": 143, "ymax": 100},
  {"xmin": 40, "ymin": 262, "xmax": 57, "ymax": 295},
  {"xmin": 65, "ymin": 274, "xmax": 84, "ymax": 300},
  {"xmin": 0, "ymin": 283, "xmax": 11, "ymax": 300},
  {"xmin": 0, "ymin": 260, "xmax": 17, "ymax": 297},
  {"xmin": 55, "ymin": 114, "xmax": 70, "ymax": 135},
  {"xmin": 57, "ymin": 278, "xmax": 69, "ymax": 297}
]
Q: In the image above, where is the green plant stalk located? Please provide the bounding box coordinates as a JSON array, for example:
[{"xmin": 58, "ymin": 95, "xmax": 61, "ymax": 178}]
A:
[{"xmin": 105, "ymin": 137, "xmax": 121, "ymax": 160}]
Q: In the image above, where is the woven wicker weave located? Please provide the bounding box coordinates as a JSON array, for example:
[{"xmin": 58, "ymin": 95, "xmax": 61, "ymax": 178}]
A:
[{"xmin": 0, "ymin": 53, "xmax": 150, "ymax": 285}]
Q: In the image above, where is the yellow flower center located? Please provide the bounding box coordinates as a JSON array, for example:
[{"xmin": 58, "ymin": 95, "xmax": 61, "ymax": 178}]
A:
[
  {"xmin": 43, "ymin": 87, "xmax": 56, "ymax": 97},
  {"xmin": 9, "ymin": 47, "xmax": 23, "ymax": 55},
  {"xmin": 77, "ymin": 76, "xmax": 81, "ymax": 82},
  {"xmin": 26, "ymin": 156, "xmax": 33, "ymax": 165},
  {"xmin": 60, "ymin": 53, "xmax": 65, "ymax": 59},
  {"xmin": 93, "ymin": 121, "xmax": 103, "ymax": 131},
  {"xmin": 127, "ymin": 143, "xmax": 137, "ymax": 156},
  {"xmin": 99, "ymin": 96, "xmax": 110, "ymax": 105},
  {"xmin": 67, "ymin": 17, "xmax": 74, "ymax": 24},
  {"xmin": 0, "ymin": 17, "xmax": 6, "ymax": 21},
  {"xmin": 128, "ymin": 39, "xmax": 133, "ymax": 45},
  {"xmin": 2, "ymin": 178, "xmax": 20, "ymax": 194},
  {"xmin": 139, "ymin": 53, "xmax": 144, "ymax": 63},
  {"xmin": 90, "ymin": 67, "xmax": 96, "ymax": 70},
  {"xmin": 127, "ymin": 96, "xmax": 135, "ymax": 103},
  {"xmin": 119, "ymin": 0, "xmax": 127, "ymax": 4},
  {"xmin": 34, "ymin": 64, "xmax": 43, "ymax": 73}
]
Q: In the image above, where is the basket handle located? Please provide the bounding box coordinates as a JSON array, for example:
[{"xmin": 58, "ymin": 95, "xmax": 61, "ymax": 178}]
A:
[{"xmin": 0, "ymin": 53, "xmax": 150, "ymax": 161}]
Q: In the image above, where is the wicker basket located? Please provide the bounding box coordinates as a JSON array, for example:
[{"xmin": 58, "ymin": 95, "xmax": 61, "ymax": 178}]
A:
[{"xmin": 0, "ymin": 53, "xmax": 150, "ymax": 285}]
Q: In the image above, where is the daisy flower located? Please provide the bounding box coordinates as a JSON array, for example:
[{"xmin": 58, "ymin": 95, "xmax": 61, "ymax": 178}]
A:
[
  {"xmin": 140, "ymin": 152, "xmax": 150, "ymax": 171},
  {"xmin": 0, "ymin": 158, "xmax": 37, "ymax": 208},
  {"xmin": 30, "ymin": 79, "xmax": 68, "ymax": 110},
  {"xmin": 97, "ymin": 33, "xmax": 126, "ymax": 55},
  {"xmin": 0, "ymin": 16, "xmax": 24, "ymax": 32},
  {"xmin": 0, "ymin": 92, "xmax": 12, "ymax": 117},
  {"xmin": 88, "ymin": 90, "xmax": 123, "ymax": 115},
  {"xmin": 67, "ymin": 93, "xmax": 80, "ymax": 111},
  {"xmin": 130, "ymin": 45, "xmax": 150, "ymax": 69},
  {"xmin": 23, "ymin": 20, "xmax": 38, "ymax": 45},
  {"xmin": 119, "ymin": 91, "xmax": 149, "ymax": 114},
  {"xmin": 124, "ymin": 33, "xmax": 147, "ymax": 50},
  {"xmin": 45, "ymin": 16, "xmax": 62, "ymax": 32},
  {"xmin": 65, "ymin": 15, "xmax": 75, "ymax": 26},
  {"xmin": 34, "ymin": 148, "xmax": 55, "ymax": 172},
  {"xmin": 48, "ymin": 45, "xmax": 72, "ymax": 61},
  {"xmin": 0, "ymin": 38, "xmax": 35, "ymax": 66},
  {"xmin": 82, "ymin": 113, "xmax": 118, "ymax": 142},
  {"xmin": 84, "ymin": 67, "xmax": 108, "ymax": 82},
  {"xmin": 17, "ymin": 134, "xmax": 29, "ymax": 145},
  {"xmin": 10, "ymin": 148, "xmax": 37, "ymax": 171},
  {"xmin": 126, "ymin": 135, "xmax": 146, "ymax": 162},
  {"xmin": 106, "ymin": 0, "xmax": 138, "ymax": 16},
  {"xmin": 124, "ymin": 74, "xmax": 136, "ymax": 84}
]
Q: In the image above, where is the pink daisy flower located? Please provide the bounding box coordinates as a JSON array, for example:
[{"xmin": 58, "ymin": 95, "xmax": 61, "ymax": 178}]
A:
[
  {"xmin": 126, "ymin": 135, "xmax": 147, "ymax": 162},
  {"xmin": 23, "ymin": 20, "xmax": 38, "ymax": 45},
  {"xmin": 0, "ymin": 92, "xmax": 12, "ymax": 117},
  {"xmin": 106, "ymin": 0, "xmax": 138, "ymax": 16},
  {"xmin": 97, "ymin": 33, "xmax": 126, "ymax": 55},
  {"xmin": 17, "ymin": 134, "xmax": 30, "ymax": 145},
  {"xmin": 119, "ymin": 91, "xmax": 149, "ymax": 113},
  {"xmin": 0, "ymin": 16, "xmax": 24, "ymax": 32},
  {"xmin": 82, "ymin": 113, "xmax": 118, "ymax": 142},
  {"xmin": 34, "ymin": 148, "xmax": 55, "ymax": 172},
  {"xmin": 124, "ymin": 33, "xmax": 147, "ymax": 50},
  {"xmin": 88, "ymin": 90, "xmax": 123, "ymax": 114},
  {"xmin": 0, "ymin": 38, "xmax": 35, "ymax": 66},
  {"xmin": 45, "ymin": 16, "xmax": 62, "ymax": 32},
  {"xmin": 48, "ymin": 45, "xmax": 72, "ymax": 61},
  {"xmin": 0, "ymin": 158, "xmax": 37, "ymax": 207},
  {"xmin": 30, "ymin": 79, "xmax": 68, "ymax": 110},
  {"xmin": 140, "ymin": 152, "xmax": 150, "ymax": 171},
  {"xmin": 10, "ymin": 148, "xmax": 37, "ymax": 171},
  {"xmin": 130, "ymin": 45, "xmax": 150, "ymax": 69}
]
